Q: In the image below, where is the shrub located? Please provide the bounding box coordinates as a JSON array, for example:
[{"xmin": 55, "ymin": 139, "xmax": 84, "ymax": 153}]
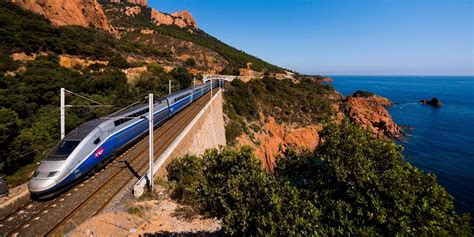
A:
[
  {"xmin": 276, "ymin": 120, "xmax": 472, "ymax": 236},
  {"xmin": 353, "ymin": 90, "xmax": 375, "ymax": 98},
  {"xmin": 170, "ymin": 67, "xmax": 193, "ymax": 89},
  {"xmin": 167, "ymin": 147, "xmax": 323, "ymax": 235},
  {"xmin": 184, "ymin": 58, "xmax": 196, "ymax": 67},
  {"xmin": 168, "ymin": 122, "xmax": 472, "ymax": 236}
]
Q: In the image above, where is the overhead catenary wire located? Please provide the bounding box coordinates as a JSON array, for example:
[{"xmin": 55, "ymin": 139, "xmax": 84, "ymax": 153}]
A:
[
  {"xmin": 63, "ymin": 89, "xmax": 112, "ymax": 107},
  {"xmin": 106, "ymin": 96, "xmax": 150, "ymax": 118}
]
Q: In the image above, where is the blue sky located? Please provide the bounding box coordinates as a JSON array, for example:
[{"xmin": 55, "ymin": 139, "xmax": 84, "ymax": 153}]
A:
[{"xmin": 150, "ymin": 0, "xmax": 473, "ymax": 76}]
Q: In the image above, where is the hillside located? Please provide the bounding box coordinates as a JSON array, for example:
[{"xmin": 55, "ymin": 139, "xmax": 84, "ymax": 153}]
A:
[
  {"xmin": 98, "ymin": 0, "xmax": 283, "ymax": 73},
  {"xmin": 0, "ymin": 0, "xmax": 282, "ymax": 185},
  {"xmin": 0, "ymin": 1, "xmax": 471, "ymax": 235}
]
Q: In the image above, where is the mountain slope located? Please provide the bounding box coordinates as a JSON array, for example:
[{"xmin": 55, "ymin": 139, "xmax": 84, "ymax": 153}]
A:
[
  {"xmin": 11, "ymin": 0, "xmax": 115, "ymax": 33},
  {"xmin": 0, "ymin": 0, "xmax": 283, "ymax": 185},
  {"xmin": 99, "ymin": 0, "xmax": 283, "ymax": 73}
]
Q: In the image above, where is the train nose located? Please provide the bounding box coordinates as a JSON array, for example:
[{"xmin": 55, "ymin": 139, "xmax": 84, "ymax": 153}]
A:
[{"xmin": 28, "ymin": 177, "xmax": 57, "ymax": 194}]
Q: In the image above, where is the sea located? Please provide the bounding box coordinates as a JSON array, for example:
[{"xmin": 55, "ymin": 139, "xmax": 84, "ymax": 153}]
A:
[{"xmin": 330, "ymin": 76, "xmax": 474, "ymax": 218}]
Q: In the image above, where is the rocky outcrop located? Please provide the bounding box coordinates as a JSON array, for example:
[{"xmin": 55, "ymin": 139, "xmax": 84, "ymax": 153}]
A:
[
  {"xmin": 108, "ymin": 0, "xmax": 148, "ymax": 7},
  {"xmin": 420, "ymin": 98, "xmax": 442, "ymax": 107},
  {"xmin": 237, "ymin": 117, "xmax": 320, "ymax": 171},
  {"xmin": 125, "ymin": 6, "xmax": 141, "ymax": 16},
  {"xmin": 171, "ymin": 10, "xmax": 198, "ymax": 29},
  {"xmin": 12, "ymin": 0, "xmax": 115, "ymax": 33},
  {"xmin": 321, "ymin": 77, "xmax": 334, "ymax": 83},
  {"xmin": 151, "ymin": 9, "xmax": 175, "ymax": 26},
  {"xmin": 344, "ymin": 93, "xmax": 404, "ymax": 139},
  {"xmin": 59, "ymin": 55, "xmax": 108, "ymax": 69},
  {"xmin": 151, "ymin": 9, "xmax": 198, "ymax": 29}
]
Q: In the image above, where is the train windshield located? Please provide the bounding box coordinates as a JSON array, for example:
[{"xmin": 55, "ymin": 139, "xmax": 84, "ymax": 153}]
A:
[{"xmin": 53, "ymin": 140, "xmax": 81, "ymax": 156}]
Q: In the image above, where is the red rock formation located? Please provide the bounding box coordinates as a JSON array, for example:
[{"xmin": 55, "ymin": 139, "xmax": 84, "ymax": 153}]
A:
[
  {"xmin": 237, "ymin": 117, "xmax": 320, "ymax": 171},
  {"xmin": 321, "ymin": 77, "xmax": 334, "ymax": 83},
  {"xmin": 150, "ymin": 9, "xmax": 198, "ymax": 29},
  {"xmin": 344, "ymin": 95, "xmax": 404, "ymax": 139},
  {"xmin": 125, "ymin": 6, "xmax": 141, "ymax": 16},
  {"xmin": 171, "ymin": 10, "xmax": 198, "ymax": 29},
  {"xmin": 151, "ymin": 9, "xmax": 174, "ymax": 26},
  {"xmin": 109, "ymin": 0, "xmax": 148, "ymax": 7},
  {"xmin": 12, "ymin": 0, "xmax": 115, "ymax": 33}
]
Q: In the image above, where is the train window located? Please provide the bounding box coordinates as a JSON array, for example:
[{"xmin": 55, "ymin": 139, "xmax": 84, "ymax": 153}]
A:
[
  {"xmin": 54, "ymin": 140, "xmax": 81, "ymax": 156},
  {"xmin": 93, "ymin": 137, "xmax": 101, "ymax": 145},
  {"xmin": 114, "ymin": 117, "xmax": 134, "ymax": 127}
]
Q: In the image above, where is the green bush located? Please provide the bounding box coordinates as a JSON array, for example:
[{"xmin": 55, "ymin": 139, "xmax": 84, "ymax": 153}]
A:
[
  {"xmin": 170, "ymin": 67, "xmax": 193, "ymax": 89},
  {"xmin": 167, "ymin": 147, "xmax": 323, "ymax": 235},
  {"xmin": 353, "ymin": 90, "xmax": 375, "ymax": 98},
  {"xmin": 167, "ymin": 122, "xmax": 472, "ymax": 235}
]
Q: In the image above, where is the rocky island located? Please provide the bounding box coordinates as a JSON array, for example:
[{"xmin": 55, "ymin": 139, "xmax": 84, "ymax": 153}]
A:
[{"xmin": 420, "ymin": 97, "xmax": 442, "ymax": 107}]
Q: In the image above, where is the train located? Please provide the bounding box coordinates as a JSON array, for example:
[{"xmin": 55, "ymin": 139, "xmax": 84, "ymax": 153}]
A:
[{"xmin": 28, "ymin": 80, "xmax": 222, "ymax": 199}]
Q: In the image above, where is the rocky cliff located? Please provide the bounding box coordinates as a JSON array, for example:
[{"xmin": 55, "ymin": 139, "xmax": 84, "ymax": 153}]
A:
[
  {"xmin": 237, "ymin": 116, "xmax": 320, "ymax": 171},
  {"xmin": 11, "ymin": 0, "xmax": 115, "ymax": 33},
  {"xmin": 109, "ymin": 0, "xmax": 148, "ymax": 7},
  {"xmin": 151, "ymin": 9, "xmax": 198, "ymax": 29},
  {"xmin": 344, "ymin": 94, "xmax": 404, "ymax": 139},
  {"xmin": 171, "ymin": 10, "xmax": 198, "ymax": 29}
]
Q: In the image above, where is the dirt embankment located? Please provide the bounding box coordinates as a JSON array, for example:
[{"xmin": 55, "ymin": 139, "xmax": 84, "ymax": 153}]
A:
[{"xmin": 69, "ymin": 199, "xmax": 221, "ymax": 236}]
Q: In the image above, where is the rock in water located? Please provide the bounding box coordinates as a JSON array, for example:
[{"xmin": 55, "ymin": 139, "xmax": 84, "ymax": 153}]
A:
[{"xmin": 420, "ymin": 98, "xmax": 442, "ymax": 107}]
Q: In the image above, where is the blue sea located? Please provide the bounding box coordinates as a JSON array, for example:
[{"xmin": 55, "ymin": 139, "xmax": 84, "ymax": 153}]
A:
[{"xmin": 330, "ymin": 76, "xmax": 474, "ymax": 217}]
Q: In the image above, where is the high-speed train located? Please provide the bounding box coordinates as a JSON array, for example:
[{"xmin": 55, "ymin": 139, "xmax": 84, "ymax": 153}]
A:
[{"xmin": 29, "ymin": 80, "xmax": 222, "ymax": 198}]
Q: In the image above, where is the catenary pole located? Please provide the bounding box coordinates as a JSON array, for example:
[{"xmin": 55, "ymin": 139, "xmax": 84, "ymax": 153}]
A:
[
  {"xmin": 148, "ymin": 94, "xmax": 154, "ymax": 191},
  {"xmin": 169, "ymin": 80, "xmax": 171, "ymax": 95},
  {"xmin": 60, "ymin": 88, "xmax": 65, "ymax": 140}
]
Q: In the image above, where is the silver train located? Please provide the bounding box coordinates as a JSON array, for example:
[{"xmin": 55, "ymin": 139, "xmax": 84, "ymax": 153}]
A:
[{"xmin": 29, "ymin": 80, "xmax": 221, "ymax": 198}]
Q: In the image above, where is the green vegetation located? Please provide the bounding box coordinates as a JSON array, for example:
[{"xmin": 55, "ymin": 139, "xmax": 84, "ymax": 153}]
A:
[
  {"xmin": 223, "ymin": 77, "xmax": 336, "ymax": 144},
  {"xmin": 128, "ymin": 206, "xmax": 144, "ymax": 217},
  {"xmin": 0, "ymin": 2, "xmax": 198, "ymax": 184},
  {"xmin": 0, "ymin": 2, "xmax": 162, "ymax": 59},
  {"xmin": 353, "ymin": 90, "xmax": 376, "ymax": 98},
  {"xmin": 167, "ymin": 121, "xmax": 472, "ymax": 236}
]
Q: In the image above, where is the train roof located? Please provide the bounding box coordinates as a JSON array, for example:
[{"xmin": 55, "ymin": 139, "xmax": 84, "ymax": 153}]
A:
[
  {"xmin": 107, "ymin": 104, "xmax": 147, "ymax": 119},
  {"xmin": 65, "ymin": 119, "xmax": 106, "ymax": 140},
  {"xmin": 166, "ymin": 88, "xmax": 193, "ymax": 99}
]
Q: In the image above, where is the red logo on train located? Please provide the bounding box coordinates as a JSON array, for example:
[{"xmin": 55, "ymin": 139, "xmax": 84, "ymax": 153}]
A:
[{"xmin": 94, "ymin": 147, "xmax": 104, "ymax": 158}]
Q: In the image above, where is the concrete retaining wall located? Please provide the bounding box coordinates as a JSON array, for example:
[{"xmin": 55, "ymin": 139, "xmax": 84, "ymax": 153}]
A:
[{"xmin": 133, "ymin": 90, "xmax": 226, "ymax": 197}]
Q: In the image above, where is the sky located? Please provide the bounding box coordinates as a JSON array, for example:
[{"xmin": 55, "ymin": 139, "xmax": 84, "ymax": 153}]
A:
[{"xmin": 150, "ymin": 0, "xmax": 474, "ymax": 76}]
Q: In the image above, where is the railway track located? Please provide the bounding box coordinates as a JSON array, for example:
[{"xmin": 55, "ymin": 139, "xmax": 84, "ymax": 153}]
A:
[{"xmin": 0, "ymin": 91, "xmax": 216, "ymax": 237}]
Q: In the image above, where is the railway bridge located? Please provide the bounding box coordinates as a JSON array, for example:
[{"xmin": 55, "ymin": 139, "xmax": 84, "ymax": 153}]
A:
[{"xmin": 0, "ymin": 79, "xmax": 227, "ymax": 236}]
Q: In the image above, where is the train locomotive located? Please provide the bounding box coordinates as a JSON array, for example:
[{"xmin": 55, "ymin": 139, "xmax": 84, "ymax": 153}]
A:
[{"xmin": 28, "ymin": 80, "xmax": 221, "ymax": 198}]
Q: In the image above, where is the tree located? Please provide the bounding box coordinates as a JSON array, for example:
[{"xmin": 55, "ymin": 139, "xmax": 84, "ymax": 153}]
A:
[
  {"xmin": 168, "ymin": 122, "xmax": 472, "ymax": 236},
  {"xmin": 184, "ymin": 58, "xmax": 196, "ymax": 67},
  {"xmin": 170, "ymin": 67, "xmax": 193, "ymax": 89},
  {"xmin": 276, "ymin": 120, "xmax": 472, "ymax": 236},
  {"xmin": 168, "ymin": 147, "xmax": 323, "ymax": 235}
]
